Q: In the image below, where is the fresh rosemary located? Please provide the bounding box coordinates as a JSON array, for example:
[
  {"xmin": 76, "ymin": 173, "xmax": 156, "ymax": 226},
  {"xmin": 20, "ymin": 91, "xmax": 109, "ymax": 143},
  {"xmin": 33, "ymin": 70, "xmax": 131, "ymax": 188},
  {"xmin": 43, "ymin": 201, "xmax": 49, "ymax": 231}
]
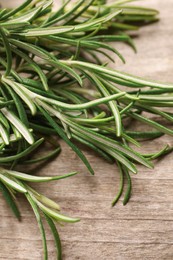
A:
[{"xmin": 0, "ymin": 0, "xmax": 172, "ymax": 259}]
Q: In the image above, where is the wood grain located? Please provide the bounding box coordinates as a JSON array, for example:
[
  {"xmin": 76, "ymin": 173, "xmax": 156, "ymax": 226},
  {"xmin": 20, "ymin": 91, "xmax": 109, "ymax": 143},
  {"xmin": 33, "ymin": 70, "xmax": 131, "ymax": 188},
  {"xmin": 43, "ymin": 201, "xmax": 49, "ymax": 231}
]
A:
[{"xmin": 1, "ymin": 0, "xmax": 173, "ymax": 259}]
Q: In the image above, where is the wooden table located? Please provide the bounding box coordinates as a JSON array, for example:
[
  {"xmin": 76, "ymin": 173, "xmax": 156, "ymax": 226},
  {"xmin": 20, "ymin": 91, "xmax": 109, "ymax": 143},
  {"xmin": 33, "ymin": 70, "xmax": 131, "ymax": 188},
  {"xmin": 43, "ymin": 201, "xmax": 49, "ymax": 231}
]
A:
[{"xmin": 1, "ymin": 0, "xmax": 173, "ymax": 259}]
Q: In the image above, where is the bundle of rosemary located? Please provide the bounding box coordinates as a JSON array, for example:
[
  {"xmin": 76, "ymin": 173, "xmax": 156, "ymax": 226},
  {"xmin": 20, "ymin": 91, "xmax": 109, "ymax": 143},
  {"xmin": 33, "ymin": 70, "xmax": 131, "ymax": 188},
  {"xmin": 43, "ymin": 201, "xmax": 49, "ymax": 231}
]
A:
[{"xmin": 0, "ymin": 0, "xmax": 173, "ymax": 259}]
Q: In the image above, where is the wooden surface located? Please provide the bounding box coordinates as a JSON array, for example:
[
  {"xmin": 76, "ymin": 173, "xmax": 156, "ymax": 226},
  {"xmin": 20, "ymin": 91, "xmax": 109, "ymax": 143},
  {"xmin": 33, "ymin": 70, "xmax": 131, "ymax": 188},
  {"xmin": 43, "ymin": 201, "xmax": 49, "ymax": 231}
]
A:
[{"xmin": 1, "ymin": 0, "xmax": 173, "ymax": 259}]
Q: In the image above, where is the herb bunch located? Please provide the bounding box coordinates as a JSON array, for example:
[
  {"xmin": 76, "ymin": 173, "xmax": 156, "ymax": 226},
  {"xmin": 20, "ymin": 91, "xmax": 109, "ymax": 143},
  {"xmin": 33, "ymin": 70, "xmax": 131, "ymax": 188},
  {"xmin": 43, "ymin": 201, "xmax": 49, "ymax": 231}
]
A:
[{"xmin": 0, "ymin": 0, "xmax": 172, "ymax": 259}]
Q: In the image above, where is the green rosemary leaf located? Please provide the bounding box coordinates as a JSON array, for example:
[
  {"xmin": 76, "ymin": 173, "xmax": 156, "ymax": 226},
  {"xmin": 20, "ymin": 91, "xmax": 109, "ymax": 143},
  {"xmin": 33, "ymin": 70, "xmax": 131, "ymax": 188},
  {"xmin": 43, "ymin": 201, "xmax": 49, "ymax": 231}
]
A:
[
  {"xmin": 0, "ymin": 22, "xmax": 30, "ymax": 29},
  {"xmin": 143, "ymin": 145, "xmax": 173, "ymax": 160},
  {"xmin": 0, "ymin": 0, "xmax": 32, "ymax": 20},
  {"xmin": 33, "ymin": 198, "xmax": 80, "ymax": 223},
  {"xmin": 27, "ymin": 186, "xmax": 60, "ymax": 211},
  {"xmin": 22, "ymin": 146, "xmax": 61, "ymax": 164},
  {"xmin": 115, "ymin": 5, "xmax": 159, "ymax": 16},
  {"xmin": 9, "ymin": 38, "xmax": 53, "ymax": 60},
  {"xmin": 146, "ymin": 145, "xmax": 169, "ymax": 160},
  {"xmin": 118, "ymin": 15, "xmax": 157, "ymax": 22},
  {"xmin": 2, "ymin": 78, "xmax": 37, "ymax": 116},
  {"xmin": 44, "ymin": 214, "xmax": 62, "ymax": 260},
  {"xmin": 126, "ymin": 130, "xmax": 164, "ymax": 140},
  {"xmin": 112, "ymin": 161, "xmax": 124, "ymax": 206},
  {"xmin": 0, "ymin": 111, "xmax": 10, "ymax": 131},
  {"xmin": 130, "ymin": 88, "xmax": 173, "ymax": 95},
  {"xmin": 97, "ymin": 72, "xmax": 142, "ymax": 88},
  {"xmin": 26, "ymin": 193, "xmax": 48, "ymax": 260},
  {"xmin": 18, "ymin": 26, "xmax": 74, "ymax": 37},
  {"xmin": 6, "ymin": 6, "xmax": 43, "ymax": 23},
  {"xmin": 0, "ymin": 181, "xmax": 21, "ymax": 220},
  {"xmin": 16, "ymin": 0, "xmax": 53, "ymax": 22},
  {"xmin": 63, "ymin": 60, "xmax": 173, "ymax": 89},
  {"xmin": 122, "ymin": 166, "xmax": 132, "ymax": 205},
  {"xmin": 38, "ymin": 0, "xmax": 54, "ymax": 14},
  {"xmin": 66, "ymin": 115, "xmax": 114, "ymax": 125},
  {"xmin": 122, "ymin": 133, "xmax": 141, "ymax": 147},
  {"xmin": 74, "ymin": 10, "xmax": 122, "ymax": 32},
  {"xmin": 4, "ymin": 169, "xmax": 78, "ymax": 182},
  {"xmin": 0, "ymin": 138, "xmax": 44, "ymax": 163},
  {"xmin": 1, "ymin": 107, "xmax": 34, "ymax": 144},
  {"xmin": 135, "ymin": 104, "xmax": 173, "ymax": 123},
  {"xmin": 129, "ymin": 112, "xmax": 173, "ymax": 136},
  {"xmin": 137, "ymin": 101, "xmax": 173, "ymax": 107},
  {"xmin": 0, "ymin": 174, "xmax": 27, "ymax": 193},
  {"xmin": 90, "ymin": 34, "xmax": 137, "ymax": 52},
  {"xmin": 21, "ymin": 74, "xmax": 49, "ymax": 87},
  {"xmin": 139, "ymin": 94, "xmax": 173, "ymax": 102},
  {"xmin": 0, "ymin": 28, "xmax": 12, "ymax": 76},
  {"xmin": 4, "ymin": 83, "xmax": 29, "ymax": 127},
  {"xmin": 0, "ymin": 122, "xmax": 9, "ymax": 145}
]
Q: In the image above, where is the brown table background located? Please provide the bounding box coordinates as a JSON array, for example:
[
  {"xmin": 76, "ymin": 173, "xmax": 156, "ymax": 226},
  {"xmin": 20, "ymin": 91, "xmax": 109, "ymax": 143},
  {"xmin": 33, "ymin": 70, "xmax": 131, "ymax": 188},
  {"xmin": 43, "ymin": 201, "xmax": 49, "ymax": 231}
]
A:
[{"xmin": 1, "ymin": 0, "xmax": 173, "ymax": 259}]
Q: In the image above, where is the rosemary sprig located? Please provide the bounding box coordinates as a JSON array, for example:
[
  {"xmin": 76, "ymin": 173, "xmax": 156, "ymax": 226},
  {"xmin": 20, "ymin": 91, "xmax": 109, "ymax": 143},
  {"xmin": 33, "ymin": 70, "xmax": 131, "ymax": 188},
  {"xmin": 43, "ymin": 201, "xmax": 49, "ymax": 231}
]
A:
[
  {"xmin": 0, "ymin": 0, "xmax": 172, "ymax": 259},
  {"xmin": 0, "ymin": 167, "xmax": 79, "ymax": 259}
]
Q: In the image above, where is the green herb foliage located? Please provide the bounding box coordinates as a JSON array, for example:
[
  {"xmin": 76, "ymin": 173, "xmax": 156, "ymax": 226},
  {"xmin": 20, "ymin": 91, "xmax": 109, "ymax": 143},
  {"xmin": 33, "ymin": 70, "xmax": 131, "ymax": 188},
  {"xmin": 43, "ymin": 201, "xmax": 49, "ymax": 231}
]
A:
[{"xmin": 0, "ymin": 0, "xmax": 172, "ymax": 259}]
